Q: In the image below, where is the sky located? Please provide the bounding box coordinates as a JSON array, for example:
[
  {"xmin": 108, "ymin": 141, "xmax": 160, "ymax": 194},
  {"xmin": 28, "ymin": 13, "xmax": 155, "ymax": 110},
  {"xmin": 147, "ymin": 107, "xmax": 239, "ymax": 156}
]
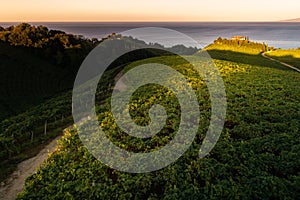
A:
[{"xmin": 0, "ymin": 0, "xmax": 299, "ymax": 22}]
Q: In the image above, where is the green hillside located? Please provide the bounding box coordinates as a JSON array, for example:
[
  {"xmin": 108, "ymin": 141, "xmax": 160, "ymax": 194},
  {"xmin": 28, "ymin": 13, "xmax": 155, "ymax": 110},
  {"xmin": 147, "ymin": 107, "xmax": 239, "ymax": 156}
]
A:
[
  {"xmin": 0, "ymin": 23, "xmax": 198, "ymax": 121},
  {"xmin": 265, "ymin": 49, "xmax": 300, "ymax": 69},
  {"xmin": 0, "ymin": 90, "xmax": 73, "ymax": 181},
  {"xmin": 0, "ymin": 62, "xmax": 124, "ymax": 181},
  {"xmin": 17, "ymin": 50, "xmax": 300, "ymax": 199},
  {"xmin": 205, "ymin": 37, "xmax": 271, "ymax": 55},
  {"xmin": 0, "ymin": 42, "xmax": 71, "ymax": 120},
  {"xmin": 0, "ymin": 26, "xmax": 199, "ymax": 182},
  {"xmin": 0, "ymin": 23, "xmax": 97, "ymax": 121},
  {"xmin": 1, "ymin": 26, "xmax": 299, "ymax": 198}
]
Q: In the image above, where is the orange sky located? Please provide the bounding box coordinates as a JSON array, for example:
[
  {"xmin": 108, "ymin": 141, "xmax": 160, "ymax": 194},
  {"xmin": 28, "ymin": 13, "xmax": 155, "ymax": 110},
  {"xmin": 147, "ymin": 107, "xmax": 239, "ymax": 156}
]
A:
[{"xmin": 0, "ymin": 0, "xmax": 299, "ymax": 22}]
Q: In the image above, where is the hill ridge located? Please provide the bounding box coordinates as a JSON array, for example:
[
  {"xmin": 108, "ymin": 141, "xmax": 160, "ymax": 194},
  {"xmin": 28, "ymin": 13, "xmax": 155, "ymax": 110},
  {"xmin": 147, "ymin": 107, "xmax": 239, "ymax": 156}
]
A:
[{"xmin": 280, "ymin": 18, "xmax": 300, "ymax": 22}]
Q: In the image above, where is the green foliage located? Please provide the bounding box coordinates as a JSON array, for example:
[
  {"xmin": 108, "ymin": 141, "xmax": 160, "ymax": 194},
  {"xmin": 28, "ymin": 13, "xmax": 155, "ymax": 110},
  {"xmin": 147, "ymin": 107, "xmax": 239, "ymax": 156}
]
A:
[
  {"xmin": 0, "ymin": 23, "xmax": 98, "ymax": 71},
  {"xmin": 0, "ymin": 41, "xmax": 74, "ymax": 121},
  {"xmin": 0, "ymin": 91, "xmax": 72, "ymax": 180},
  {"xmin": 206, "ymin": 49, "xmax": 291, "ymax": 72},
  {"xmin": 206, "ymin": 37, "xmax": 270, "ymax": 55},
  {"xmin": 0, "ymin": 63, "xmax": 120, "ymax": 182},
  {"xmin": 0, "ymin": 24, "xmax": 199, "ymax": 121},
  {"xmin": 0, "ymin": 24, "xmax": 201, "ymax": 182},
  {"xmin": 0, "ymin": 24, "xmax": 99, "ymax": 120},
  {"xmin": 266, "ymin": 49, "xmax": 300, "ymax": 69},
  {"xmin": 18, "ymin": 53, "xmax": 300, "ymax": 199}
]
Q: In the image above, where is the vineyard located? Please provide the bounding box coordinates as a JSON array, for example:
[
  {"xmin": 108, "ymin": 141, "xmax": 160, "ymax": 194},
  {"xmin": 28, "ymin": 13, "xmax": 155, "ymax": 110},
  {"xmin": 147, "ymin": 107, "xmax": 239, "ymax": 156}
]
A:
[
  {"xmin": 17, "ymin": 51, "xmax": 300, "ymax": 199},
  {"xmin": 0, "ymin": 24, "xmax": 200, "ymax": 184},
  {"xmin": 0, "ymin": 91, "xmax": 72, "ymax": 180},
  {"xmin": 0, "ymin": 63, "xmax": 123, "ymax": 182}
]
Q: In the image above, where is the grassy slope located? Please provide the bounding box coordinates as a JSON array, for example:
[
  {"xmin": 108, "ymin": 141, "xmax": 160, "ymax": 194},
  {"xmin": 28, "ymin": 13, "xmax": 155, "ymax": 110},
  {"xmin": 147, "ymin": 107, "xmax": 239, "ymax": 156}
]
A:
[
  {"xmin": 265, "ymin": 49, "xmax": 300, "ymax": 69},
  {"xmin": 18, "ymin": 50, "xmax": 300, "ymax": 199},
  {"xmin": 205, "ymin": 43, "xmax": 262, "ymax": 55}
]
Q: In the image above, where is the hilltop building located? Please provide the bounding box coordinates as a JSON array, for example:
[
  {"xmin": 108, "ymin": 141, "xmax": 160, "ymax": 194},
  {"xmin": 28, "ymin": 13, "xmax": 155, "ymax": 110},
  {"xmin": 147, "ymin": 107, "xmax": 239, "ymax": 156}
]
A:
[{"xmin": 231, "ymin": 36, "xmax": 249, "ymax": 41}]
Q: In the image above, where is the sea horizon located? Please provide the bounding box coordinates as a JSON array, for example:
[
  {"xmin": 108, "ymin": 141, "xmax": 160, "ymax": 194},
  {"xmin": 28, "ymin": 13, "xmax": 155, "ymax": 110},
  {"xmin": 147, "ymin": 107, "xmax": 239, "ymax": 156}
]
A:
[{"xmin": 1, "ymin": 21, "xmax": 300, "ymax": 49}]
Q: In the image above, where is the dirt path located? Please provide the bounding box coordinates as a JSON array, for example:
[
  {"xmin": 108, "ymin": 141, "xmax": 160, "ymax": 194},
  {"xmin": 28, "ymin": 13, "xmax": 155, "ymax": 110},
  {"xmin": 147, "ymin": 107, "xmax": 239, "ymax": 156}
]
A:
[
  {"xmin": 262, "ymin": 52, "xmax": 300, "ymax": 73},
  {"xmin": 0, "ymin": 135, "xmax": 62, "ymax": 200},
  {"xmin": 113, "ymin": 70, "xmax": 127, "ymax": 91}
]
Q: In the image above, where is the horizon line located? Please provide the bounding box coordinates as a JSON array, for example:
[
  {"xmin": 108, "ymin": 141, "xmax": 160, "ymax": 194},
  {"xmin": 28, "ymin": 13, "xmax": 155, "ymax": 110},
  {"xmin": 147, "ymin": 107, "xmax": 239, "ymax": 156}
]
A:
[{"xmin": 0, "ymin": 20, "xmax": 294, "ymax": 23}]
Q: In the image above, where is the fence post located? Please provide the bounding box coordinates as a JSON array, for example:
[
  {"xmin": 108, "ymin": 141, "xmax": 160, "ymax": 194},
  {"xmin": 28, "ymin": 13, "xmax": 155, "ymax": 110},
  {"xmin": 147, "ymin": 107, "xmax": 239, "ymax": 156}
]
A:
[
  {"xmin": 31, "ymin": 131, "xmax": 34, "ymax": 142},
  {"xmin": 44, "ymin": 120, "xmax": 47, "ymax": 135}
]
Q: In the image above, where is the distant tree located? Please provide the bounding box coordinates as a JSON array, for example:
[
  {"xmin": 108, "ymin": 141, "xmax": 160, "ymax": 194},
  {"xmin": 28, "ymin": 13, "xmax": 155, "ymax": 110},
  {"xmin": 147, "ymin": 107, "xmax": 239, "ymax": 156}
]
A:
[
  {"xmin": 209, "ymin": 37, "xmax": 273, "ymax": 53},
  {"xmin": 91, "ymin": 38, "xmax": 99, "ymax": 44},
  {"xmin": 169, "ymin": 44, "xmax": 198, "ymax": 55},
  {"xmin": 215, "ymin": 37, "xmax": 223, "ymax": 44},
  {"xmin": 5, "ymin": 26, "xmax": 14, "ymax": 31},
  {"xmin": 0, "ymin": 31, "xmax": 10, "ymax": 42}
]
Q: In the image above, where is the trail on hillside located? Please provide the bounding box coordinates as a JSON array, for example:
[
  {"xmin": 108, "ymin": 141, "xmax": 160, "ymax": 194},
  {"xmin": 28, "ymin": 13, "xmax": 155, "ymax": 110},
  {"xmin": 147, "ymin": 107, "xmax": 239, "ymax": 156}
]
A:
[
  {"xmin": 113, "ymin": 70, "xmax": 127, "ymax": 91},
  {"xmin": 262, "ymin": 52, "xmax": 300, "ymax": 73},
  {"xmin": 0, "ymin": 135, "xmax": 62, "ymax": 200}
]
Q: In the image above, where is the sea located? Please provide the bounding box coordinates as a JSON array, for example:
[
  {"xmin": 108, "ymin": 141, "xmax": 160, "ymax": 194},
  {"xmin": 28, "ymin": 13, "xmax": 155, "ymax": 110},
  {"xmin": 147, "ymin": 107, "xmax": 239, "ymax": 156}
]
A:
[{"xmin": 1, "ymin": 22, "xmax": 300, "ymax": 49}]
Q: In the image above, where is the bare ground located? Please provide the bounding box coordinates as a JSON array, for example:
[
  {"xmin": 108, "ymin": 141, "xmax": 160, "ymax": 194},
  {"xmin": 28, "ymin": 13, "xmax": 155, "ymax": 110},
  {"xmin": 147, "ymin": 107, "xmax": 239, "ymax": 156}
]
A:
[{"xmin": 0, "ymin": 135, "xmax": 62, "ymax": 200}]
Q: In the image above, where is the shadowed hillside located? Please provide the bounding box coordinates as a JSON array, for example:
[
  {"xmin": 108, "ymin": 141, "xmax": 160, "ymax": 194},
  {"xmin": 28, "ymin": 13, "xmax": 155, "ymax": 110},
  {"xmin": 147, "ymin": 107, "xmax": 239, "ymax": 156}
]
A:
[{"xmin": 0, "ymin": 23, "xmax": 98, "ymax": 120}]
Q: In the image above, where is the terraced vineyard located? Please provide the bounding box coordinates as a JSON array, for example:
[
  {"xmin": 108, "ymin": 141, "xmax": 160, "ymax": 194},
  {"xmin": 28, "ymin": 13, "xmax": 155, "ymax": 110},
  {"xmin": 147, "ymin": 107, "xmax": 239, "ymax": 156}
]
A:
[{"xmin": 17, "ymin": 50, "xmax": 300, "ymax": 199}]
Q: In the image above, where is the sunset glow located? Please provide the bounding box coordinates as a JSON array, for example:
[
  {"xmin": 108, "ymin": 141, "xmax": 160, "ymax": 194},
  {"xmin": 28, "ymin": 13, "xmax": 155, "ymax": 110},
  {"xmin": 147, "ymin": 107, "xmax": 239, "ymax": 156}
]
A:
[{"xmin": 1, "ymin": 0, "xmax": 299, "ymax": 22}]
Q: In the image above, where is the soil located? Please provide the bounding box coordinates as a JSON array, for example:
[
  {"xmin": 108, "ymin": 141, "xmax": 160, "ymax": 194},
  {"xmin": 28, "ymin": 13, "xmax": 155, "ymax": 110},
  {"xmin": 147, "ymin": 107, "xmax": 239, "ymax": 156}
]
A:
[{"xmin": 0, "ymin": 135, "xmax": 61, "ymax": 200}]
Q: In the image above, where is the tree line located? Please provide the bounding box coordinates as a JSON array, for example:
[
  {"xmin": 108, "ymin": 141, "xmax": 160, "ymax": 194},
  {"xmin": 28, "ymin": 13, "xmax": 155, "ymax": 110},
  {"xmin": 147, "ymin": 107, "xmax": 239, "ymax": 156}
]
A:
[
  {"xmin": 0, "ymin": 23, "xmax": 101, "ymax": 72},
  {"xmin": 213, "ymin": 37, "xmax": 273, "ymax": 52}
]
